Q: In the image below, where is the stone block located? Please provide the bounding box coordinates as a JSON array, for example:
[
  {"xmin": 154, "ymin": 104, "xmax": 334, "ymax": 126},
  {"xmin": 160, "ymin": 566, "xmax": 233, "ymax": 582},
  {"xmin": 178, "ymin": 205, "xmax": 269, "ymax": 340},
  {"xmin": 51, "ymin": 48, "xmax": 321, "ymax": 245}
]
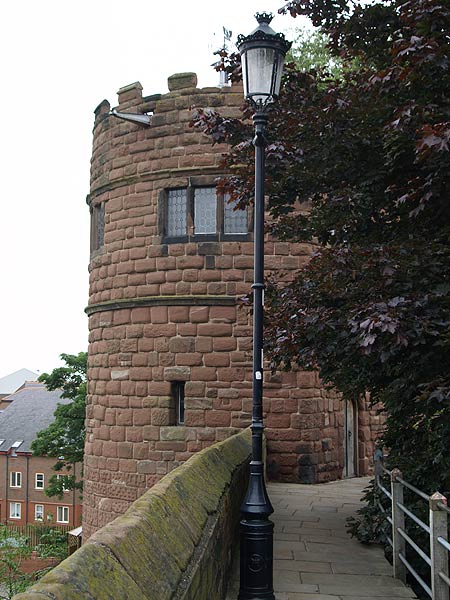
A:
[
  {"xmin": 167, "ymin": 72, "xmax": 198, "ymax": 91},
  {"xmin": 169, "ymin": 337, "xmax": 195, "ymax": 353},
  {"xmin": 164, "ymin": 366, "xmax": 190, "ymax": 381},
  {"xmin": 160, "ymin": 426, "xmax": 186, "ymax": 441}
]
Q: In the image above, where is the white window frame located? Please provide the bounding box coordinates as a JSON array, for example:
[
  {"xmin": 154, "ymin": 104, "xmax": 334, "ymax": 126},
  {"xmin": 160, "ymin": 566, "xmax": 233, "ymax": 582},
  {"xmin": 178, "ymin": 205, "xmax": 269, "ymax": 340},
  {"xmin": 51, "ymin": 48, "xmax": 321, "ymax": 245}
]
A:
[
  {"xmin": 10, "ymin": 471, "xmax": 22, "ymax": 488},
  {"xmin": 57, "ymin": 506, "xmax": 69, "ymax": 524},
  {"xmin": 9, "ymin": 502, "xmax": 21, "ymax": 520},
  {"xmin": 35, "ymin": 473, "xmax": 45, "ymax": 489},
  {"xmin": 56, "ymin": 474, "xmax": 70, "ymax": 492},
  {"xmin": 35, "ymin": 504, "xmax": 44, "ymax": 521}
]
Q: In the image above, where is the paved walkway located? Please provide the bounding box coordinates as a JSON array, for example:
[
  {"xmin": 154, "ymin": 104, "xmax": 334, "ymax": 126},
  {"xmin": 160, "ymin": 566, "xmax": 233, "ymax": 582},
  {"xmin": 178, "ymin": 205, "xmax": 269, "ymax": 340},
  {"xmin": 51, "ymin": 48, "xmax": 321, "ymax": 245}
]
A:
[{"xmin": 227, "ymin": 477, "xmax": 417, "ymax": 600}]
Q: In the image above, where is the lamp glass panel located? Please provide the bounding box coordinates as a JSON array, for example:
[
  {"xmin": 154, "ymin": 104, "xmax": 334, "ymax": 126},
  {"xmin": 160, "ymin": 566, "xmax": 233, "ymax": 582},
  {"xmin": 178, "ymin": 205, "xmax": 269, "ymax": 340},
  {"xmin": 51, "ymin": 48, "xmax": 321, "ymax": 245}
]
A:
[
  {"xmin": 273, "ymin": 53, "xmax": 285, "ymax": 98},
  {"xmin": 244, "ymin": 46, "xmax": 276, "ymax": 102}
]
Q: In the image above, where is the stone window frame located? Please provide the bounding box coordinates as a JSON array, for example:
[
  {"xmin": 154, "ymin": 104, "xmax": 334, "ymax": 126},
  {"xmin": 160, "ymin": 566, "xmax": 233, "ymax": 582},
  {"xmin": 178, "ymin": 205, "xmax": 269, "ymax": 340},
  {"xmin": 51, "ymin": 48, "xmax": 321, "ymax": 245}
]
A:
[{"xmin": 159, "ymin": 176, "xmax": 252, "ymax": 243}]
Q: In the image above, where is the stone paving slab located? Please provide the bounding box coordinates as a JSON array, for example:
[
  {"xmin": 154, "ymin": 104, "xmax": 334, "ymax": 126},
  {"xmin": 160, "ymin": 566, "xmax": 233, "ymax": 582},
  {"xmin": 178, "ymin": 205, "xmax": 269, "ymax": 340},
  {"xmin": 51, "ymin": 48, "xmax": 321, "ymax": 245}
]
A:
[{"xmin": 226, "ymin": 477, "xmax": 417, "ymax": 600}]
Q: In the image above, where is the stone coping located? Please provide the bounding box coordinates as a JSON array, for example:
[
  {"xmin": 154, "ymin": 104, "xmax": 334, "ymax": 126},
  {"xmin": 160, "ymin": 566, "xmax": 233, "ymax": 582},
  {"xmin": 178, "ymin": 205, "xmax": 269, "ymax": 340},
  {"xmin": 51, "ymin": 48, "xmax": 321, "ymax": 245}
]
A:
[{"xmin": 13, "ymin": 428, "xmax": 251, "ymax": 600}]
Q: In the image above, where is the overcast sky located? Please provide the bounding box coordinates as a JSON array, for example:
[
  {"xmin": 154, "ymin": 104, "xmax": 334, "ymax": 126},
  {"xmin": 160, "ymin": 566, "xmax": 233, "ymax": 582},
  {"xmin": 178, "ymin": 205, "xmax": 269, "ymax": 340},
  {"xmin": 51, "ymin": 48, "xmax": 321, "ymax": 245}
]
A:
[{"xmin": 0, "ymin": 1, "xmax": 305, "ymax": 379}]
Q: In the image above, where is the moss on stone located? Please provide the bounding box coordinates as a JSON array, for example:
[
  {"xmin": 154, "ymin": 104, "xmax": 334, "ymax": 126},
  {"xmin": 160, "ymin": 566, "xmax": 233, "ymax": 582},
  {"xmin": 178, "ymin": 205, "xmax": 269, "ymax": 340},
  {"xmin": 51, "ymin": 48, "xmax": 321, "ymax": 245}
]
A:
[
  {"xmin": 13, "ymin": 428, "xmax": 252, "ymax": 600},
  {"xmin": 18, "ymin": 543, "xmax": 145, "ymax": 599}
]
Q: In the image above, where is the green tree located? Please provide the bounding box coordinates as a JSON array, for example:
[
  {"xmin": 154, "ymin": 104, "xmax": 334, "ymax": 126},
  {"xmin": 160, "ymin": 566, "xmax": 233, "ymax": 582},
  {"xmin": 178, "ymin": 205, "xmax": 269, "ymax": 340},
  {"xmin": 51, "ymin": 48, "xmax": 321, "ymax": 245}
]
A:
[
  {"xmin": 287, "ymin": 26, "xmax": 343, "ymax": 77},
  {"xmin": 193, "ymin": 0, "xmax": 450, "ymax": 544},
  {"xmin": 31, "ymin": 352, "xmax": 87, "ymax": 497},
  {"xmin": 0, "ymin": 528, "xmax": 32, "ymax": 599}
]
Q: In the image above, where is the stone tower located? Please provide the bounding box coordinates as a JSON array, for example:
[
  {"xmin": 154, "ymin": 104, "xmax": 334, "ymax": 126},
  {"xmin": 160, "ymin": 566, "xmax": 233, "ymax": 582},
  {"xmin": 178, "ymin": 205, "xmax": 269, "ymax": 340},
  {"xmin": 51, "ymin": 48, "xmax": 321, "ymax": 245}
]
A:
[{"xmin": 84, "ymin": 72, "xmax": 382, "ymax": 538}]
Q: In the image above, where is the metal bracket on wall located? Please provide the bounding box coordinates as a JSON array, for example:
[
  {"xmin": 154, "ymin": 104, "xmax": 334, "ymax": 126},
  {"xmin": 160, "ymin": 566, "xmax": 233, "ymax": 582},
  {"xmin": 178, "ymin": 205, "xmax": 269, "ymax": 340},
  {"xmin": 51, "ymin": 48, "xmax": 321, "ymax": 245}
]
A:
[{"xmin": 110, "ymin": 108, "xmax": 152, "ymax": 127}]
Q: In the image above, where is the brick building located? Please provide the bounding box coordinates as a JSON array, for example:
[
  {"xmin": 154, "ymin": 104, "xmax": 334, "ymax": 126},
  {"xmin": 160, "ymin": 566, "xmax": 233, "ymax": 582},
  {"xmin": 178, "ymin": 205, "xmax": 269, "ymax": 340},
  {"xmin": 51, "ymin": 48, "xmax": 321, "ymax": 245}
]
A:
[
  {"xmin": 0, "ymin": 382, "xmax": 82, "ymax": 527},
  {"xmin": 84, "ymin": 72, "xmax": 382, "ymax": 538}
]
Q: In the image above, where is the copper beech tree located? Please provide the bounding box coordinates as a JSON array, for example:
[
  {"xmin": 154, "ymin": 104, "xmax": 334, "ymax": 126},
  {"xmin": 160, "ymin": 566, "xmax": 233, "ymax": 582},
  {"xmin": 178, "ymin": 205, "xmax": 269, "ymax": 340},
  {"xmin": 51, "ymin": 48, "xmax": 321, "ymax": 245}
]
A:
[{"xmin": 192, "ymin": 0, "xmax": 450, "ymax": 540}]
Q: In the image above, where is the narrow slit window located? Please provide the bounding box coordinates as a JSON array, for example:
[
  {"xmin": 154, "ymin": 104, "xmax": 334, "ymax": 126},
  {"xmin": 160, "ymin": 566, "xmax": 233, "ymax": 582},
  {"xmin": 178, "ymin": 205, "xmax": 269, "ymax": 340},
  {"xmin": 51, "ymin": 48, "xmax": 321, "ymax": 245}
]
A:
[
  {"xmin": 173, "ymin": 382, "xmax": 185, "ymax": 425},
  {"xmin": 90, "ymin": 203, "xmax": 105, "ymax": 252}
]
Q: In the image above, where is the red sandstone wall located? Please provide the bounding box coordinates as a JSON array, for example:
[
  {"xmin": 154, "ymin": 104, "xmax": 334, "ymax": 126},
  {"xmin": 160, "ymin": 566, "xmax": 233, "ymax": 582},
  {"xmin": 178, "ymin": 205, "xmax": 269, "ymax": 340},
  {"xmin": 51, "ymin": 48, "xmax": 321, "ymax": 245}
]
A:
[{"xmin": 84, "ymin": 72, "xmax": 380, "ymax": 537}]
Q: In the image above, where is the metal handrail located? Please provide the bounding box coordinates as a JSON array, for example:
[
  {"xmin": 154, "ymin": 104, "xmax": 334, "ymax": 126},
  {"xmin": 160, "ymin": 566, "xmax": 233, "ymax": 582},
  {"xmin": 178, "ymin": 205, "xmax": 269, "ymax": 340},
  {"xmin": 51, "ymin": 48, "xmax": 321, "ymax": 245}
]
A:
[
  {"xmin": 397, "ymin": 501, "xmax": 430, "ymax": 534},
  {"xmin": 399, "ymin": 553, "xmax": 432, "ymax": 598},
  {"xmin": 395, "ymin": 476, "xmax": 430, "ymax": 502},
  {"xmin": 397, "ymin": 527, "xmax": 431, "ymax": 566},
  {"xmin": 374, "ymin": 457, "xmax": 450, "ymax": 598},
  {"xmin": 379, "ymin": 482, "xmax": 392, "ymax": 500},
  {"xmin": 437, "ymin": 502, "xmax": 450, "ymax": 516},
  {"xmin": 437, "ymin": 536, "xmax": 450, "ymax": 553}
]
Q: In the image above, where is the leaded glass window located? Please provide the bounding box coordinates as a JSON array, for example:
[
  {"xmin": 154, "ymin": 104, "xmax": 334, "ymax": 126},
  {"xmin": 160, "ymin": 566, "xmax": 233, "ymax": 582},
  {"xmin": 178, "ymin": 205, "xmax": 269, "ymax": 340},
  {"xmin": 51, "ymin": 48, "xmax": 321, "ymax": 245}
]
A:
[
  {"xmin": 194, "ymin": 187, "xmax": 217, "ymax": 234},
  {"xmin": 167, "ymin": 189, "xmax": 187, "ymax": 237},
  {"xmin": 224, "ymin": 195, "xmax": 248, "ymax": 234}
]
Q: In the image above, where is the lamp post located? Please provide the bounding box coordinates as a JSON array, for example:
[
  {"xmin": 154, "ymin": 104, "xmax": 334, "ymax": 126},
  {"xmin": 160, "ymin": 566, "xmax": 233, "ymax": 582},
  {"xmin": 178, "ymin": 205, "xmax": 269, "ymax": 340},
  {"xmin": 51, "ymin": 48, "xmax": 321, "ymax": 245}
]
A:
[{"xmin": 237, "ymin": 13, "xmax": 291, "ymax": 600}]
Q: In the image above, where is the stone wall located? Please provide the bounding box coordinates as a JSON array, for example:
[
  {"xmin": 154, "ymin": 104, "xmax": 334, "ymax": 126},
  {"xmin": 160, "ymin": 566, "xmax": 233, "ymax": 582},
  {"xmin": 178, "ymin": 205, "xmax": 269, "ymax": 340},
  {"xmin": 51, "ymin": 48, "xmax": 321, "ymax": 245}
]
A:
[
  {"xmin": 84, "ymin": 71, "xmax": 381, "ymax": 538},
  {"xmin": 13, "ymin": 429, "xmax": 251, "ymax": 600}
]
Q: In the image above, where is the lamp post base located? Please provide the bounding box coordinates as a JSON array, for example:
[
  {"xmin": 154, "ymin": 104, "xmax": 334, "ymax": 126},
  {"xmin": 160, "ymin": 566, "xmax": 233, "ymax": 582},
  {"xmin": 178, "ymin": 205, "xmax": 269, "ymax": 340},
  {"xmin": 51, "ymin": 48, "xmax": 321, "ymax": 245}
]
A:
[{"xmin": 238, "ymin": 516, "xmax": 275, "ymax": 600}]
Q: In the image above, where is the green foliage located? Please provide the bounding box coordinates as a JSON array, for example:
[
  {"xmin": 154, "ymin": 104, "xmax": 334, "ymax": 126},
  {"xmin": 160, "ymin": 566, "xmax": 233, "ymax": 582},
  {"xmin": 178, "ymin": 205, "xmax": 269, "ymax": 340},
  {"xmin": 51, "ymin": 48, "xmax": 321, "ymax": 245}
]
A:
[
  {"xmin": 346, "ymin": 479, "xmax": 388, "ymax": 544},
  {"xmin": 287, "ymin": 26, "xmax": 344, "ymax": 77},
  {"xmin": 0, "ymin": 527, "xmax": 32, "ymax": 599},
  {"xmin": 31, "ymin": 352, "xmax": 87, "ymax": 497},
  {"xmin": 193, "ymin": 0, "xmax": 450, "ymax": 548},
  {"xmin": 35, "ymin": 529, "xmax": 68, "ymax": 561}
]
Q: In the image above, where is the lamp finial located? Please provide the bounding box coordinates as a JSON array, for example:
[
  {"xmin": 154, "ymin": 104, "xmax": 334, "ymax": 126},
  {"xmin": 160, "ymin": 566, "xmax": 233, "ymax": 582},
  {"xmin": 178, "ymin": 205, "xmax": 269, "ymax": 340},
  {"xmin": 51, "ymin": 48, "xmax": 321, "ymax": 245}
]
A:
[{"xmin": 255, "ymin": 12, "xmax": 273, "ymax": 25}]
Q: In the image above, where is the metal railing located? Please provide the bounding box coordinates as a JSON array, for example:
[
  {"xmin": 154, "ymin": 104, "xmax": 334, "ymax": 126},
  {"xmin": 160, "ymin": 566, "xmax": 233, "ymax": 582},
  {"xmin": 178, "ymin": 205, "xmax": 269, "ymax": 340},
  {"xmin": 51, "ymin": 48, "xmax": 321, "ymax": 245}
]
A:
[{"xmin": 374, "ymin": 456, "xmax": 449, "ymax": 600}]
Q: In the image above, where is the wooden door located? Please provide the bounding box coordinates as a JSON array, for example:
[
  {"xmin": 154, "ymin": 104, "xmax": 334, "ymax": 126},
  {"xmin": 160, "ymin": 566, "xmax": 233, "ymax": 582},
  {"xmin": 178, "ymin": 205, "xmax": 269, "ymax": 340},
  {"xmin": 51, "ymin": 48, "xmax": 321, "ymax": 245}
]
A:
[{"xmin": 344, "ymin": 399, "xmax": 356, "ymax": 478}]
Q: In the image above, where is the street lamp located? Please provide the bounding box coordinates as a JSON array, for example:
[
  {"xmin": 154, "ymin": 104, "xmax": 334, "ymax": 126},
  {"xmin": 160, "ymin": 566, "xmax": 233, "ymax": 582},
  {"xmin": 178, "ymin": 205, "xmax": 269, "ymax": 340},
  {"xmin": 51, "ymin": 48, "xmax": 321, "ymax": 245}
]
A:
[{"xmin": 236, "ymin": 13, "xmax": 291, "ymax": 600}]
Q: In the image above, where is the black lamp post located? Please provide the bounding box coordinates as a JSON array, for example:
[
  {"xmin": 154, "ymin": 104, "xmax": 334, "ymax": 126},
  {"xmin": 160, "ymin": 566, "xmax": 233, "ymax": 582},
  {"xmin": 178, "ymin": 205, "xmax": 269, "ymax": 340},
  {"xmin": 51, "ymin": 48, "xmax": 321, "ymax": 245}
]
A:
[{"xmin": 236, "ymin": 13, "xmax": 291, "ymax": 600}]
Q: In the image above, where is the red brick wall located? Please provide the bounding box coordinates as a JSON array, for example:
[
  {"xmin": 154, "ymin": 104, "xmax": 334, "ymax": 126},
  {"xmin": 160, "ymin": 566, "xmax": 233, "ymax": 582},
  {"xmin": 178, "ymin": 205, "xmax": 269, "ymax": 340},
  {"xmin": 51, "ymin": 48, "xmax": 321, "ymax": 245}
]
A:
[
  {"xmin": 84, "ymin": 73, "xmax": 381, "ymax": 538},
  {"xmin": 0, "ymin": 454, "xmax": 82, "ymax": 527}
]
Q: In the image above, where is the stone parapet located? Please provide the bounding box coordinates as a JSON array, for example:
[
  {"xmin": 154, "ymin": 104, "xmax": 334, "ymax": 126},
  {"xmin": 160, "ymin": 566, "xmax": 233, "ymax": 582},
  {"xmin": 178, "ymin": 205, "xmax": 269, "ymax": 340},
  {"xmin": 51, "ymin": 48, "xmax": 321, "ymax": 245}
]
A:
[{"xmin": 13, "ymin": 429, "xmax": 251, "ymax": 600}]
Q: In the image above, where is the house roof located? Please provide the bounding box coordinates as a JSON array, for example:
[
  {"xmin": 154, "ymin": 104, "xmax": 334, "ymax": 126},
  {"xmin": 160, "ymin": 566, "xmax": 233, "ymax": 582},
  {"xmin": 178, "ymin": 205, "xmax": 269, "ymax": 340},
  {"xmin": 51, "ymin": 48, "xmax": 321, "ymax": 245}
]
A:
[
  {"xmin": 0, "ymin": 369, "xmax": 39, "ymax": 395},
  {"xmin": 0, "ymin": 382, "xmax": 69, "ymax": 453}
]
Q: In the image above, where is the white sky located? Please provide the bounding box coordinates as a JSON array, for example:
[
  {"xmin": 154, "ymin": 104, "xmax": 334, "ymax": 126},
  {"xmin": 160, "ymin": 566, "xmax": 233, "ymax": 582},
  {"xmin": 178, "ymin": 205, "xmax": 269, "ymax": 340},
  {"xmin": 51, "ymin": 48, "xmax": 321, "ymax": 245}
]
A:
[{"xmin": 0, "ymin": 1, "xmax": 305, "ymax": 379}]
